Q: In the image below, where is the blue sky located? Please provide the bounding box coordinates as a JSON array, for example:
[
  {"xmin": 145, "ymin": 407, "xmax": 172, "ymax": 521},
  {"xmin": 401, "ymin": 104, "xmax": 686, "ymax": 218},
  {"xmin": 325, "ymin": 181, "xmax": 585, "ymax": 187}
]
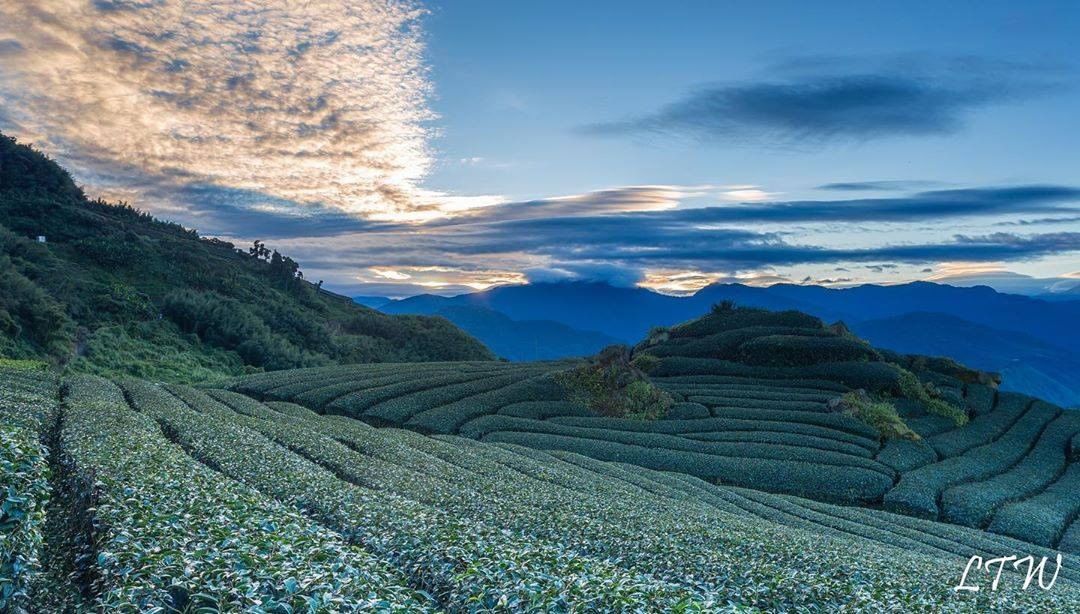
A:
[{"xmin": 0, "ymin": 0, "xmax": 1077, "ymax": 296}]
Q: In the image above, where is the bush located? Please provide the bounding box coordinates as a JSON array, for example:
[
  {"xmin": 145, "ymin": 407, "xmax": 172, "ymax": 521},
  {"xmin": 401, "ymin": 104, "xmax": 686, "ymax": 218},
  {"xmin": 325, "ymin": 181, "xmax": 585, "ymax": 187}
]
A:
[
  {"xmin": 654, "ymin": 374, "xmax": 849, "ymax": 391},
  {"xmin": 629, "ymin": 352, "xmax": 660, "ymax": 373},
  {"xmin": 365, "ymin": 369, "xmax": 543, "ymax": 425},
  {"xmin": 835, "ymin": 391, "xmax": 919, "ymax": 441},
  {"xmin": 497, "ymin": 401, "xmax": 592, "ymax": 420},
  {"xmin": 553, "ymin": 404, "xmax": 878, "ymax": 439},
  {"xmin": 137, "ymin": 383, "xmax": 701, "ymax": 611},
  {"xmin": 406, "ymin": 371, "xmax": 568, "ymax": 433},
  {"xmin": 555, "ymin": 346, "xmax": 672, "ymax": 420},
  {"xmin": 690, "ymin": 396, "xmax": 827, "ymax": 412},
  {"xmin": 898, "ymin": 369, "xmax": 968, "ymax": 426},
  {"xmin": 468, "ymin": 415, "xmax": 892, "ymax": 475},
  {"xmin": 649, "ymin": 326, "xmax": 830, "ymax": 360}
]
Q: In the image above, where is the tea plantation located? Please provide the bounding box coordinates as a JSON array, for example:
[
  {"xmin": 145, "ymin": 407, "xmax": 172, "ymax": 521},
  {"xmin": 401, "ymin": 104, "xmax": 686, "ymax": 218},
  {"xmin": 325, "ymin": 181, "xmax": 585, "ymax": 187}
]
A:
[{"xmin": 4, "ymin": 306, "xmax": 1080, "ymax": 610}]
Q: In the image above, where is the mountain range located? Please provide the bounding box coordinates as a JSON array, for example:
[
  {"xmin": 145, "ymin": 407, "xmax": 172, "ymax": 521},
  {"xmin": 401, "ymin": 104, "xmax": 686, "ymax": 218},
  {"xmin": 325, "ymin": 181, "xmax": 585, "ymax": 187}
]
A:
[{"xmin": 371, "ymin": 281, "xmax": 1080, "ymax": 407}]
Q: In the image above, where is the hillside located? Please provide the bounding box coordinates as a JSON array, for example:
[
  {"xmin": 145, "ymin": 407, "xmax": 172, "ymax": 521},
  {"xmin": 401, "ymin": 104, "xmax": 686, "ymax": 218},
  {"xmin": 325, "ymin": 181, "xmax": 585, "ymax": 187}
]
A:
[
  {"xmin": 379, "ymin": 300, "xmax": 620, "ymax": 360},
  {"xmin": 386, "ymin": 280, "xmax": 1080, "ymax": 405},
  {"xmin": 232, "ymin": 304, "xmax": 1080, "ymax": 544},
  {"xmin": 0, "ymin": 134, "xmax": 493, "ymax": 381},
  {"xmin": 854, "ymin": 311, "xmax": 1080, "ymax": 408},
  {"xmin": 4, "ymin": 358, "xmax": 1077, "ymax": 611}
]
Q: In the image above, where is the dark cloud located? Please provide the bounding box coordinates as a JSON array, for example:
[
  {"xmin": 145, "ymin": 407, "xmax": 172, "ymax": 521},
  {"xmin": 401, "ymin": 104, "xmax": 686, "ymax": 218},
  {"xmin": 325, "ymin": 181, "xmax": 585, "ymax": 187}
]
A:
[
  {"xmin": 584, "ymin": 57, "xmax": 1062, "ymax": 146},
  {"xmin": 432, "ymin": 184, "xmax": 1080, "ymax": 230},
  {"xmin": 816, "ymin": 180, "xmax": 945, "ymax": 192},
  {"xmin": 0, "ymin": 39, "xmax": 24, "ymax": 55}
]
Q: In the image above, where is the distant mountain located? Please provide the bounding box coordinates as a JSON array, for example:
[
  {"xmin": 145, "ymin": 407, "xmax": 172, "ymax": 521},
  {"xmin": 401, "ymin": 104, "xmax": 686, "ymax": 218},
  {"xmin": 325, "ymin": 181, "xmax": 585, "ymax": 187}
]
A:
[
  {"xmin": 852, "ymin": 312, "xmax": 1080, "ymax": 408},
  {"xmin": 0, "ymin": 134, "xmax": 493, "ymax": 381},
  {"xmin": 378, "ymin": 299, "xmax": 619, "ymax": 360},
  {"xmin": 383, "ymin": 280, "xmax": 1080, "ymax": 405},
  {"xmin": 352, "ymin": 295, "xmax": 392, "ymax": 309},
  {"xmin": 756, "ymin": 282, "xmax": 1080, "ymax": 352},
  {"xmin": 385, "ymin": 282, "xmax": 701, "ymax": 342}
]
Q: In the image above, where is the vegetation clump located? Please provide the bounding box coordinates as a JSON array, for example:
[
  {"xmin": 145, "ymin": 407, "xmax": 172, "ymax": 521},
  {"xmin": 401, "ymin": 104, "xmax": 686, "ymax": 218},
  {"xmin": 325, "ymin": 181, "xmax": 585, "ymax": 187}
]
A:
[
  {"xmin": 556, "ymin": 345, "xmax": 672, "ymax": 420},
  {"xmin": 830, "ymin": 390, "xmax": 920, "ymax": 441},
  {"xmin": 898, "ymin": 370, "xmax": 969, "ymax": 426}
]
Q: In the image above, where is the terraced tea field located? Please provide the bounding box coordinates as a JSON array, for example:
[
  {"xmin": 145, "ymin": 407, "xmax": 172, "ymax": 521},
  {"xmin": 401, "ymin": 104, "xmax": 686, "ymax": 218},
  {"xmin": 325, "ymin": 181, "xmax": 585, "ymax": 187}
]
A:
[
  {"xmin": 3, "ymin": 365, "xmax": 1078, "ymax": 611},
  {"xmin": 231, "ymin": 308, "xmax": 1080, "ymax": 552},
  {"xmin": 4, "ymin": 307, "xmax": 1079, "ymax": 610}
]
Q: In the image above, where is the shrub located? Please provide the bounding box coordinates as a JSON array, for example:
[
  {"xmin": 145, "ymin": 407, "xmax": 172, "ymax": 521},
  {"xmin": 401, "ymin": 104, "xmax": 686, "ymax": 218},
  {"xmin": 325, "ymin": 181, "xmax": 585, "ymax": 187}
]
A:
[
  {"xmin": 365, "ymin": 369, "xmax": 542, "ymax": 425},
  {"xmin": 552, "ymin": 405, "xmax": 878, "ymax": 438},
  {"xmin": 406, "ymin": 371, "xmax": 568, "ymax": 433},
  {"xmin": 898, "ymin": 369, "xmax": 968, "ymax": 426},
  {"xmin": 690, "ymin": 396, "xmax": 827, "ymax": 412},
  {"xmin": 649, "ymin": 326, "xmax": 830, "ymax": 360},
  {"xmin": 555, "ymin": 346, "xmax": 672, "ymax": 420},
  {"xmin": 835, "ymin": 391, "xmax": 919, "ymax": 441},
  {"xmin": 630, "ymin": 352, "xmax": 660, "ymax": 373},
  {"xmin": 652, "ymin": 358, "xmax": 905, "ymax": 393},
  {"xmin": 497, "ymin": 401, "xmax": 592, "ymax": 419}
]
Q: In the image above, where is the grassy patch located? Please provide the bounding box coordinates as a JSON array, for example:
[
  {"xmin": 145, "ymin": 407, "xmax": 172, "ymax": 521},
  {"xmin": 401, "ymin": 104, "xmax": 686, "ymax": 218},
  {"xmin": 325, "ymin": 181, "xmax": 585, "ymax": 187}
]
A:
[
  {"xmin": 898, "ymin": 369, "xmax": 969, "ymax": 426},
  {"xmin": 836, "ymin": 391, "xmax": 920, "ymax": 441}
]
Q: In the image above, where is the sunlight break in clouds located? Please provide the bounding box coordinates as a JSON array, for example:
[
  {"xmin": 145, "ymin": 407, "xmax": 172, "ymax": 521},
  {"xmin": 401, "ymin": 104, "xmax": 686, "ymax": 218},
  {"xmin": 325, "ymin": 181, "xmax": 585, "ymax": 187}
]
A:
[{"xmin": 0, "ymin": 0, "xmax": 491, "ymax": 219}]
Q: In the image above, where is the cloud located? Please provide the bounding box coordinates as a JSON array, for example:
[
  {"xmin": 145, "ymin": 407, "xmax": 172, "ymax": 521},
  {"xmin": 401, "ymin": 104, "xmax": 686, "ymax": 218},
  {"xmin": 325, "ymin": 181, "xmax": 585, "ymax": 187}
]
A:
[
  {"xmin": 438, "ymin": 184, "xmax": 1080, "ymax": 230},
  {"xmin": 0, "ymin": 0, "xmax": 498, "ymax": 220},
  {"xmin": 583, "ymin": 56, "xmax": 1062, "ymax": 146},
  {"xmin": 816, "ymin": 180, "xmax": 946, "ymax": 192},
  {"xmin": 524, "ymin": 263, "xmax": 644, "ymax": 287}
]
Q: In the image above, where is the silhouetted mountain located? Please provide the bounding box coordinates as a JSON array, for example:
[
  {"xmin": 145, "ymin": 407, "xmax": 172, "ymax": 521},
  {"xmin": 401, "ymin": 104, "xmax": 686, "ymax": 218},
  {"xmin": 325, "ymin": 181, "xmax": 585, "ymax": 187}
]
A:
[
  {"xmin": 378, "ymin": 298, "xmax": 619, "ymax": 360},
  {"xmin": 352, "ymin": 295, "xmax": 392, "ymax": 309}
]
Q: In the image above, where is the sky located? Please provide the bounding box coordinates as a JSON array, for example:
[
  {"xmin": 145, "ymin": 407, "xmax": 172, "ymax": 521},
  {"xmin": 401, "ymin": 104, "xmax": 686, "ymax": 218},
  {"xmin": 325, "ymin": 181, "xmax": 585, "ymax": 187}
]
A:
[{"xmin": 0, "ymin": 0, "xmax": 1078, "ymax": 297}]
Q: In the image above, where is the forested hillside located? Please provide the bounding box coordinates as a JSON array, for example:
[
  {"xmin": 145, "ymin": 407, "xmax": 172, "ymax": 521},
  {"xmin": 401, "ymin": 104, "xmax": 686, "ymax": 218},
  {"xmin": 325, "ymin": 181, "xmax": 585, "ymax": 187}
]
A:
[{"xmin": 0, "ymin": 134, "xmax": 493, "ymax": 381}]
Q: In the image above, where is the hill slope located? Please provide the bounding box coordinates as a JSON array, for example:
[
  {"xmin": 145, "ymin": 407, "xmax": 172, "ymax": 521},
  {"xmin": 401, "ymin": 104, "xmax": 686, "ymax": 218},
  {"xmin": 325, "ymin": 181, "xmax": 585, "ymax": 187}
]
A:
[
  {"xmin": 231, "ymin": 304, "xmax": 1080, "ymax": 553},
  {"xmin": 4, "ymin": 363, "xmax": 1076, "ymax": 611},
  {"xmin": 0, "ymin": 134, "xmax": 493, "ymax": 380}
]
